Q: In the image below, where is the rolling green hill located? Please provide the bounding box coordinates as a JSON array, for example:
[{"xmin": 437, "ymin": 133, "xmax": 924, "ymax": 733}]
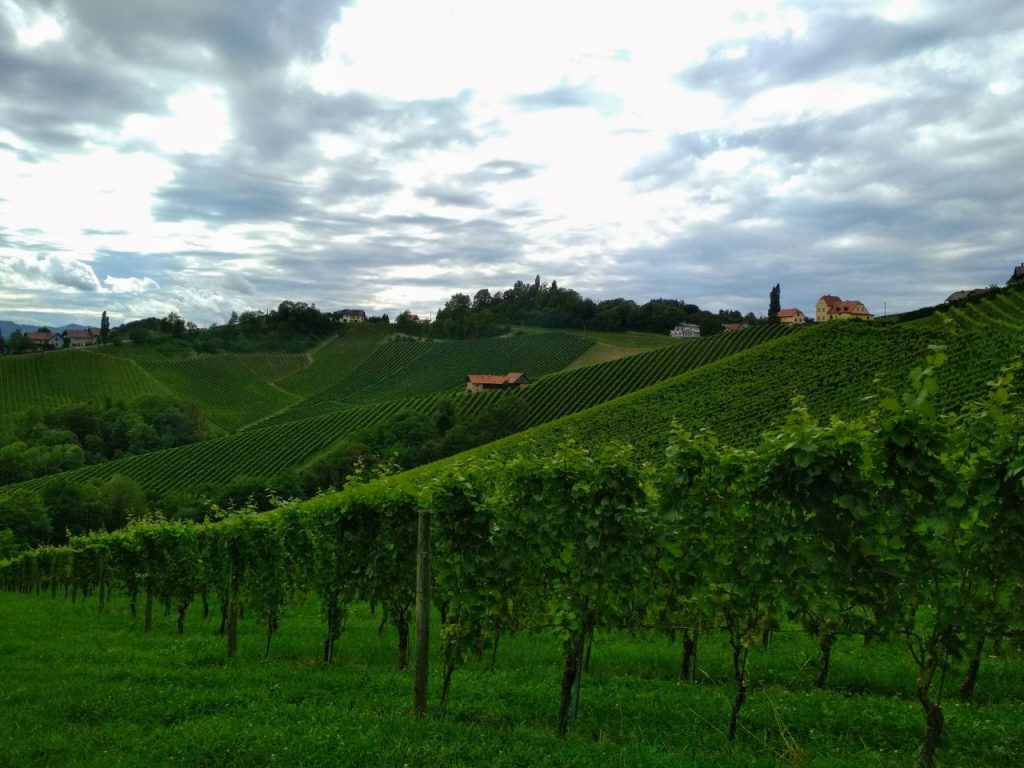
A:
[
  {"xmin": 0, "ymin": 324, "xmax": 804, "ymax": 497},
  {"xmin": 275, "ymin": 324, "xmax": 392, "ymax": 398},
  {"xmin": 454, "ymin": 323, "xmax": 799, "ymax": 431},
  {"xmin": 136, "ymin": 356, "xmax": 300, "ymax": 433},
  {"xmin": 8, "ymin": 303, "xmax": 1021, "ymax": 502},
  {"xmin": 263, "ymin": 331, "xmax": 595, "ymax": 425},
  {"xmin": 399, "ymin": 319, "xmax": 1024, "ymax": 482},
  {"xmin": 0, "ymin": 349, "xmax": 171, "ymax": 420},
  {"xmin": 0, "ymin": 325, "xmax": 790, "ymax": 499}
]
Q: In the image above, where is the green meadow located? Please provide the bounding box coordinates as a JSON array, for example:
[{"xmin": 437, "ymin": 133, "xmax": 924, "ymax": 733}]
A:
[{"xmin": 2, "ymin": 592, "xmax": 1020, "ymax": 768}]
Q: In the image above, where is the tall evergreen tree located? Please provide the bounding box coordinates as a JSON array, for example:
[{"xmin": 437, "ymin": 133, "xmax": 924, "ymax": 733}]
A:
[
  {"xmin": 100, "ymin": 311, "xmax": 110, "ymax": 344},
  {"xmin": 768, "ymin": 284, "xmax": 781, "ymax": 321}
]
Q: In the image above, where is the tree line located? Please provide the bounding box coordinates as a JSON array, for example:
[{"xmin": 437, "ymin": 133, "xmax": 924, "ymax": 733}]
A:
[{"xmin": 425, "ymin": 276, "xmax": 756, "ymax": 339}]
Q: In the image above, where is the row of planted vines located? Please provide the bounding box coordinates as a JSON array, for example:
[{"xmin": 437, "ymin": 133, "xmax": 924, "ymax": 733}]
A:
[
  {"xmin": 0, "ymin": 349, "xmax": 170, "ymax": 416},
  {"xmin": 455, "ymin": 322, "xmax": 799, "ymax": 428},
  {"xmin": 3, "ymin": 353, "xmax": 1023, "ymax": 767}
]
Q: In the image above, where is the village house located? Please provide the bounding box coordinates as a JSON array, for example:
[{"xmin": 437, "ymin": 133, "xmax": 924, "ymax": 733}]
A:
[
  {"xmin": 337, "ymin": 309, "xmax": 366, "ymax": 323},
  {"xmin": 777, "ymin": 308, "xmax": 807, "ymax": 325},
  {"xmin": 63, "ymin": 328, "xmax": 100, "ymax": 347},
  {"xmin": 723, "ymin": 322, "xmax": 748, "ymax": 332},
  {"xmin": 816, "ymin": 295, "xmax": 872, "ymax": 322},
  {"xmin": 669, "ymin": 322, "xmax": 701, "ymax": 338},
  {"xmin": 465, "ymin": 372, "xmax": 531, "ymax": 393},
  {"xmin": 26, "ymin": 331, "xmax": 61, "ymax": 350}
]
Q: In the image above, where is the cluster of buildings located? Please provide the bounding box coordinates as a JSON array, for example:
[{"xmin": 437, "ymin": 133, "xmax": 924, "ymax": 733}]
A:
[
  {"xmin": 778, "ymin": 295, "xmax": 872, "ymax": 325},
  {"xmin": 24, "ymin": 327, "xmax": 101, "ymax": 351},
  {"xmin": 668, "ymin": 294, "xmax": 872, "ymax": 338}
]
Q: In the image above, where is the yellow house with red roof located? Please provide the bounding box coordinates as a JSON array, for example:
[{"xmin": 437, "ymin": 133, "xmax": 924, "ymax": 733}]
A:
[
  {"xmin": 816, "ymin": 295, "xmax": 872, "ymax": 322},
  {"xmin": 777, "ymin": 308, "xmax": 807, "ymax": 325}
]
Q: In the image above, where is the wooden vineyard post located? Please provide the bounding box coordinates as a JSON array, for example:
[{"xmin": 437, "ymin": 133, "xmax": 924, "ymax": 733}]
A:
[{"xmin": 413, "ymin": 507, "xmax": 431, "ymax": 717}]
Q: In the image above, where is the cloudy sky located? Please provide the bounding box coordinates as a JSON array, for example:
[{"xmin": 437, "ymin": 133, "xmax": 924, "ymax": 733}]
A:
[{"xmin": 1, "ymin": 0, "xmax": 1023, "ymax": 327}]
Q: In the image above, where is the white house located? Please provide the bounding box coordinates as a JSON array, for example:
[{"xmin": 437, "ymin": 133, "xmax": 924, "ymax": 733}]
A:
[{"xmin": 670, "ymin": 322, "xmax": 701, "ymax": 338}]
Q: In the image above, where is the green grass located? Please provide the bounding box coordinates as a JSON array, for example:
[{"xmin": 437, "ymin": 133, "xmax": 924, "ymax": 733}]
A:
[{"xmin": 1, "ymin": 592, "xmax": 1020, "ymax": 767}]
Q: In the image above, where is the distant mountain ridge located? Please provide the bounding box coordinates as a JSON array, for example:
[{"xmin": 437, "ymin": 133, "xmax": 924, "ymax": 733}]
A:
[{"xmin": 1, "ymin": 320, "xmax": 92, "ymax": 339}]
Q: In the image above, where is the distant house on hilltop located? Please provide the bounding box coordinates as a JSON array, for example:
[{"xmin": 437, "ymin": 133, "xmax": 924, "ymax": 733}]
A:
[
  {"xmin": 63, "ymin": 328, "xmax": 100, "ymax": 347},
  {"xmin": 723, "ymin": 322, "xmax": 748, "ymax": 332},
  {"xmin": 669, "ymin": 322, "xmax": 700, "ymax": 338},
  {"xmin": 1009, "ymin": 263, "xmax": 1024, "ymax": 284},
  {"xmin": 777, "ymin": 308, "xmax": 807, "ymax": 325},
  {"xmin": 337, "ymin": 309, "xmax": 366, "ymax": 323},
  {"xmin": 465, "ymin": 372, "xmax": 531, "ymax": 393},
  {"xmin": 816, "ymin": 295, "xmax": 872, "ymax": 322},
  {"xmin": 26, "ymin": 331, "xmax": 61, "ymax": 350}
]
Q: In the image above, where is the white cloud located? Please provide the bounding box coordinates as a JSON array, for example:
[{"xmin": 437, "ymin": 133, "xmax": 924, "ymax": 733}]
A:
[{"xmin": 104, "ymin": 275, "xmax": 160, "ymax": 294}]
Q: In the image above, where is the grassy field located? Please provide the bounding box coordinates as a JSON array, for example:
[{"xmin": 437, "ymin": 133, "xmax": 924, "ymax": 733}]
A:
[{"xmin": 0, "ymin": 591, "xmax": 1020, "ymax": 767}]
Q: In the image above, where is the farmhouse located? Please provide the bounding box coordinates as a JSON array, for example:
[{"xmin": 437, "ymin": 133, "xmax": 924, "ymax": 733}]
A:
[
  {"xmin": 669, "ymin": 322, "xmax": 700, "ymax": 338},
  {"xmin": 338, "ymin": 309, "xmax": 366, "ymax": 323},
  {"xmin": 816, "ymin": 295, "xmax": 872, "ymax": 322},
  {"xmin": 26, "ymin": 331, "xmax": 61, "ymax": 350},
  {"xmin": 777, "ymin": 308, "xmax": 807, "ymax": 325},
  {"xmin": 63, "ymin": 328, "xmax": 100, "ymax": 347},
  {"xmin": 723, "ymin": 322, "xmax": 748, "ymax": 332},
  {"xmin": 465, "ymin": 372, "xmax": 531, "ymax": 393}
]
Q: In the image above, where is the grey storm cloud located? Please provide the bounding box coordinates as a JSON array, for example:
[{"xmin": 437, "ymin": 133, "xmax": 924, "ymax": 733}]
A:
[
  {"xmin": 154, "ymin": 157, "xmax": 307, "ymax": 224},
  {"xmin": 681, "ymin": 1, "xmax": 1024, "ymax": 99},
  {"xmin": 0, "ymin": 13, "xmax": 164, "ymax": 150},
  {"xmin": 416, "ymin": 159, "xmax": 540, "ymax": 209},
  {"xmin": 221, "ymin": 273, "xmax": 257, "ymax": 296},
  {"xmin": 31, "ymin": 0, "xmax": 350, "ymax": 73}
]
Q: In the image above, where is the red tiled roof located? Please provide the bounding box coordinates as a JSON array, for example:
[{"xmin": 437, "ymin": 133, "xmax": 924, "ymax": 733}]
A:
[
  {"xmin": 777, "ymin": 308, "xmax": 802, "ymax": 318},
  {"xmin": 64, "ymin": 328, "xmax": 99, "ymax": 339},
  {"xmin": 467, "ymin": 374, "xmax": 509, "ymax": 386},
  {"xmin": 26, "ymin": 331, "xmax": 55, "ymax": 341},
  {"xmin": 466, "ymin": 372, "xmax": 530, "ymax": 386},
  {"xmin": 819, "ymin": 296, "xmax": 869, "ymax": 316}
]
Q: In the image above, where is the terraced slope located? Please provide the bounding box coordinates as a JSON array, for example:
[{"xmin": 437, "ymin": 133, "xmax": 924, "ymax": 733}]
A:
[
  {"xmin": 277, "ymin": 324, "xmax": 391, "ymax": 398},
  {"xmin": 7, "ymin": 393, "xmax": 449, "ymax": 497},
  {"xmin": 901, "ymin": 280, "xmax": 1024, "ymax": 331},
  {"xmin": 263, "ymin": 332, "xmax": 594, "ymax": 425},
  {"xmin": 0, "ymin": 325, "xmax": 791, "ymax": 496},
  {"xmin": 412, "ymin": 321, "xmax": 1022, "ymax": 477},
  {"xmin": 137, "ymin": 357, "xmax": 299, "ymax": 433},
  {"xmin": 234, "ymin": 353, "xmax": 310, "ymax": 384},
  {"xmin": 456, "ymin": 324, "xmax": 798, "ymax": 430},
  {"xmin": 0, "ymin": 349, "xmax": 170, "ymax": 418}
]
